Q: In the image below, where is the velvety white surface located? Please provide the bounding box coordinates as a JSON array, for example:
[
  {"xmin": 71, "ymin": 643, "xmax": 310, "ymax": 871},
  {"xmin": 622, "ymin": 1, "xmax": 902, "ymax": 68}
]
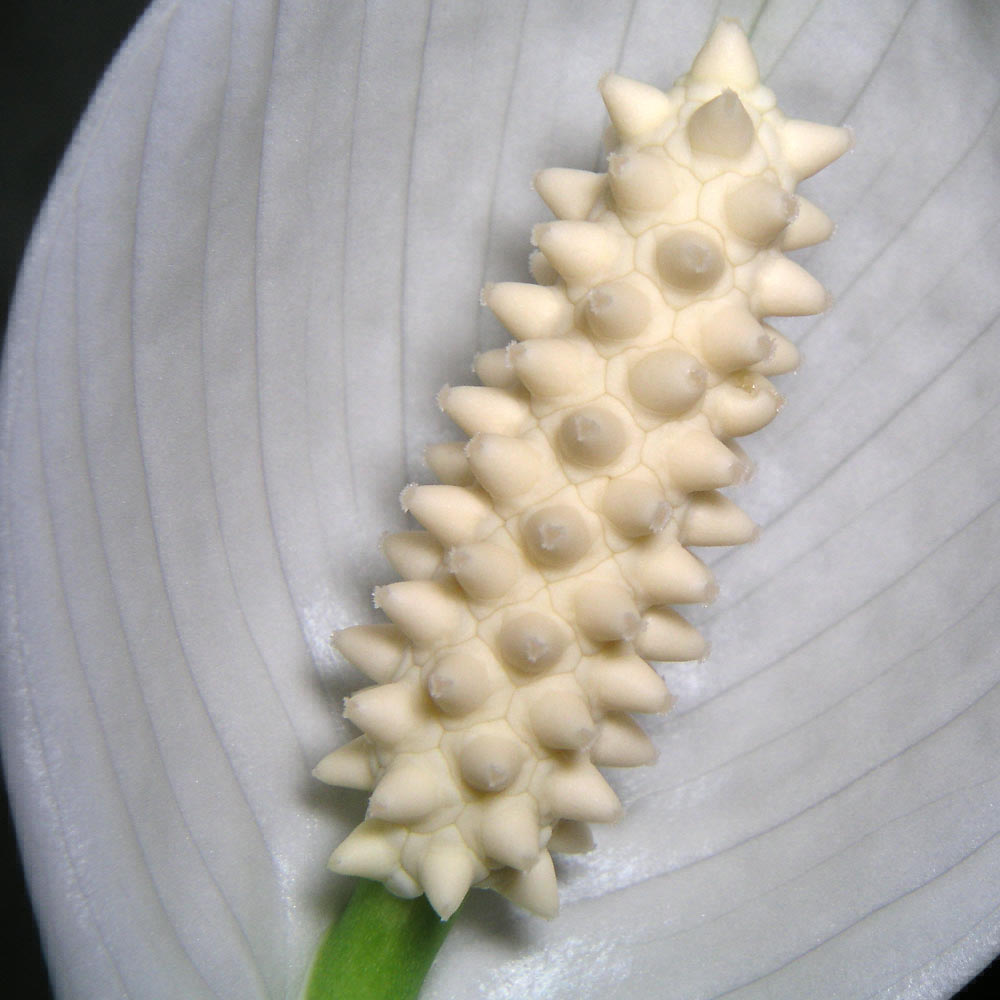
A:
[{"xmin": 2, "ymin": 1, "xmax": 999, "ymax": 997}]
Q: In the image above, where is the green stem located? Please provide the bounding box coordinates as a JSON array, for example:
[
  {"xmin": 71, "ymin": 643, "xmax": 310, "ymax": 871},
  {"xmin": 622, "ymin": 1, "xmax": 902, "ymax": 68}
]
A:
[{"xmin": 304, "ymin": 879, "xmax": 460, "ymax": 1000}]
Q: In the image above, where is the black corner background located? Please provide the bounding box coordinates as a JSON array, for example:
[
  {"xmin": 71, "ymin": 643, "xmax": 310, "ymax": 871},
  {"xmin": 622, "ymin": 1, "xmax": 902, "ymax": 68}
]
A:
[{"xmin": 0, "ymin": 3, "xmax": 998, "ymax": 998}]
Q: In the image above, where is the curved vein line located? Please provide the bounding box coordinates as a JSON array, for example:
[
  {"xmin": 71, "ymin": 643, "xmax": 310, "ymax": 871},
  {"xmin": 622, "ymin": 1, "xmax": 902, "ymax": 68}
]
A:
[
  {"xmin": 796, "ymin": 89, "xmax": 1000, "ymax": 355},
  {"xmin": 475, "ymin": 0, "xmax": 530, "ymax": 354},
  {"xmin": 688, "ymin": 492, "xmax": 1000, "ymax": 726},
  {"xmin": 123, "ymin": 5, "xmax": 286, "ymax": 989},
  {"xmin": 712, "ymin": 303, "xmax": 1000, "ymax": 598},
  {"xmin": 710, "ymin": 827, "xmax": 1000, "ymax": 999},
  {"xmin": 781, "ymin": 210, "xmax": 1000, "ymax": 446},
  {"xmin": 339, "ymin": 5, "xmax": 367, "ymax": 511},
  {"xmin": 626, "ymin": 770, "xmax": 1000, "ymax": 963},
  {"xmin": 9, "ymin": 192, "xmax": 129, "ymax": 1000},
  {"xmin": 72, "ymin": 8, "xmax": 219, "ymax": 988},
  {"xmin": 671, "ymin": 574, "xmax": 999, "ymax": 792},
  {"xmin": 708, "ymin": 293, "xmax": 1000, "ymax": 585},
  {"xmin": 196, "ymin": 0, "xmax": 311, "ymax": 773},
  {"xmin": 623, "ymin": 669, "xmax": 1000, "ymax": 904},
  {"xmin": 399, "ymin": 0, "xmax": 435, "ymax": 471},
  {"xmin": 837, "ymin": 0, "xmax": 919, "ymax": 124}
]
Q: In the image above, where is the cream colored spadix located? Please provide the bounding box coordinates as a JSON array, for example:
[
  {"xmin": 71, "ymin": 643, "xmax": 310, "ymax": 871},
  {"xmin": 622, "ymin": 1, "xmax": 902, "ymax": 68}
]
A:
[
  {"xmin": 557, "ymin": 405, "xmax": 628, "ymax": 467},
  {"xmin": 465, "ymin": 433, "xmax": 540, "ymax": 498},
  {"xmin": 657, "ymin": 229, "xmax": 725, "ymax": 291},
  {"xmin": 320, "ymin": 18, "xmax": 848, "ymax": 920},
  {"xmin": 700, "ymin": 305, "xmax": 774, "ymax": 371},
  {"xmin": 687, "ymin": 90, "xmax": 754, "ymax": 158},
  {"xmin": 425, "ymin": 652, "xmax": 491, "ymax": 716},
  {"xmin": 781, "ymin": 195, "xmax": 835, "ymax": 250},
  {"xmin": 726, "ymin": 178, "xmax": 798, "ymax": 245},
  {"xmin": 509, "ymin": 339, "xmax": 585, "ymax": 397},
  {"xmin": 483, "ymin": 281, "xmax": 572, "ymax": 340},
  {"xmin": 381, "ymin": 531, "xmax": 443, "ymax": 581},
  {"xmin": 533, "ymin": 221, "xmax": 621, "ymax": 280},
  {"xmin": 424, "ymin": 440, "xmax": 474, "ymax": 486},
  {"xmin": 608, "ymin": 151, "xmax": 676, "ymax": 212},
  {"xmin": 332, "ymin": 623, "xmax": 407, "ymax": 682},
  {"xmin": 447, "ymin": 542, "xmax": 519, "ymax": 600},
  {"xmin": 533, "ymin": 167, "xmax": 607, "ymax": 220},
  {"xmin": 599, "ymin": 72, "xmax": 674, "ymax": 137},
  {"xmin": 688, "ymin": 17, "xmax": 760, "ymax": 90},
  {"xmin": 581, "ymin": 279, "xmax": 652, "ymax": 341}
]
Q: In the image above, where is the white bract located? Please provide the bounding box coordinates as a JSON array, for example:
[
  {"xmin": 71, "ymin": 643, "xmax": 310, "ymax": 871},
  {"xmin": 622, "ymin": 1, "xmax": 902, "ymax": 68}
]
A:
[{"xmin": 4, "ymin": 3, "xmax": 1000, "ymax": 998}]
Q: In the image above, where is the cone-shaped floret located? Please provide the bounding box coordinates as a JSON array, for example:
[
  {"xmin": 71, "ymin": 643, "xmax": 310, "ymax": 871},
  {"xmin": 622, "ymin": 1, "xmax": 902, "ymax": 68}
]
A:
[
  {"xmin": 687, "ymin": 90, "xmax": 754, "ymax": 158},
  {"xmin": 700, "ymin": 306, "xmax": 774, "ymax": 372},
  {"xmin": 328, "ymin": 820, "xmax": 401, "ymax": 881},
  {"xmin": 333, "ymin": 623, "xmax": 408, "ymax": 683},
  {"xmin": 521, "ymin": 504, "xmax": 592, "ymax": 568},
  {"xmin": 424, "ymin": 441, "xmax": 474, "ymax": 486},
  {"xmin": 381, "ymin": 530, "xmax": 443, "ymax": 580},
  {"xmin": 603, "ymin": 478, "xmax": 672, "ymax": 537},
  {"xmin": 544, "ymin": 755, "xmax": 623, "ymax": 823},
  {"xmin": 557, "ymin": 405, "xmax": 628, "ymax": 467},
  {"xmin": 781, "ymin": 195, "xmax": 834, "ymax": 250},
  {"xmin": 438, "ymin": 384, "xmax": 529, "ymax": 437},
  {"xmin": 344, "ymin": 680, "xmax": 423, "ymax": 745},
  {"xmin": 582, "ymin": 280, "xmax": 652, "ymax": 342},
  {"xmin": 474, "ymin": 347, "xmax": 518, "ymax": 390},
  {"xmin": 465, "ymin": 433, "xmax": 541, "ymax": 499},
  {"xmin": 533, "ymin": 221, "xmax": 620, "ymax": 280},
  {"xmin": 446, "ymin": 541, "xmax": 519, "ymax": 600},
  {"xmin": 574, "ymin": 581, "xmax": 643, "ymax": 643},
  {"xmin": 607, "ymin": 151, "xmax": 677, "ymax": 212},
  {"xmin": 509, "ymin": 339, "xmax": 586, "ymax": 398},
  {"xmin": 753, "ymin": 327, "xmax": 800, "ymax": 375},
  {"xmin": 491, "ymin": 851, "xmax": 559, "ymax": 919},
  {"xmin": 657, "ymin": 230, "xmax": 725, "ymax": 291},
  {"xmin": 635, "ymin": 607, "xmax": 707, "ymax": 662},
  {"xmin": 590, "ymin": 713, "xmax": 657, "ymax": 767},
  {"xmin": 533, "ymin": 167, "xmax": 607, "ymax": 220},
  {"xmin": 629, "ymin": 542, "xmax": 717, "ymax": 605},
  {"xmin": 529, "ymin": 689, "xmax": 596, "ymax": 750},
  {"xmin": 425, "ymin": 651, "xmax": 491, "ymax": 716},
  {"xmin": 459, "ymin": 732, "xmax": 525, "ymax": 792},
  {"xmin": 401, "ymin": 483, "xmax": 496, "ymax": 547},
  {"xmin": 498, "ymin": 611, "xmax": 570, "ymax": 674},
  {"xmin": 368, "ymin": 761, "xmax": 444, "ymax": 824},
  {"xmin": 599, "ymin": 73, "xmax": 674, "ymax": 138},
  {"xmin": 752, "ymin": 256, "xmax": 830, "ymax": 317},
  {"xmin": 679, "ymin": 491, "xmax": 758, "ymax": 546},
  {"xmin": 779, "ymin": 118, "xmax": 853, "ymax": 180},
  {"xmin": 667, "ymin": 429, "xmax": 748, "ymax": 492},
  {"xmin": 547, "ymin": 819, "xmax": 594, "ymax": 855},
  {"xmin": 688, "ymin": 19, "xmax": 760, "ymax": 90},
  {"xmin": 420, "ymin": 840, "xmax": 477, "ymax": 920},
  {"xmin": 483, "ymin": 281, "xmax": 572, "ymax": 340},
  {"xmin": 725, "ymin": 178, "xmax": 798, "ymax": 245},
  {"xmin": 480, "ymin": 797, "xmax": 541, "ymax": 871},
  {"xmin": 313, "ymin": 736, "xmax": 376, "ymax": 790},
  {"xmin": 373, "ymin": 581, "xmax": 464, "ymax": 646},
  {"xmin": 706, "ymin": 374, "xmax": 783, "ymax": 438},
  {"xmin": 629, "ymin": 348, "xmax": 707, "ymax": 416},
  {"xmin": 585, "ymin": 651, "xmax": 672, "ymax": 714},
  {"xmin": 529, "ymin": 250, "xmax": 559, "ymax": 286}
]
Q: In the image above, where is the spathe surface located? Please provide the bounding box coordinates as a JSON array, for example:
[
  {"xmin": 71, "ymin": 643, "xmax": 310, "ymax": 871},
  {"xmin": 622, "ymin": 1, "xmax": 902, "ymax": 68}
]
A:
[{"xmin": 2, "ymin": 3, "xmax": 1000, "ymax": 998}]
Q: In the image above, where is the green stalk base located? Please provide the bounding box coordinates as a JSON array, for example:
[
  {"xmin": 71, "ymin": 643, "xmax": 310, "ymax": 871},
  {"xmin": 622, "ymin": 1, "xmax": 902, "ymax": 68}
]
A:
[{"xmin": 304, "ymin": 879, "xmax": 460, "ymax": 1000}]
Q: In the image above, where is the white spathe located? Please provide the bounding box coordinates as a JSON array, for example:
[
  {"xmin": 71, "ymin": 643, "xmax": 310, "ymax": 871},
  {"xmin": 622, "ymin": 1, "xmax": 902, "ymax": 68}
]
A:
[{"xmin": 2, "ymin": 2, "xmax": 1000, "ymax": 999}]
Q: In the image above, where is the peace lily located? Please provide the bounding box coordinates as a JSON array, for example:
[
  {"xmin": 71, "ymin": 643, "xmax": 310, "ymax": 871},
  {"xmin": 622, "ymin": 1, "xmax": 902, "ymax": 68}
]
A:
[{"xmin": 2, "ymin": 2, "xmax": 999, "ymax": 999}]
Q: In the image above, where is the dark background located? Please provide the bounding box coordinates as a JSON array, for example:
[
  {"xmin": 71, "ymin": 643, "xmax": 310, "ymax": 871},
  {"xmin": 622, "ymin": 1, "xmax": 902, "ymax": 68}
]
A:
[{"xmin": 1, "ymin": 2, "xmax": 998, "ymax": 997}]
